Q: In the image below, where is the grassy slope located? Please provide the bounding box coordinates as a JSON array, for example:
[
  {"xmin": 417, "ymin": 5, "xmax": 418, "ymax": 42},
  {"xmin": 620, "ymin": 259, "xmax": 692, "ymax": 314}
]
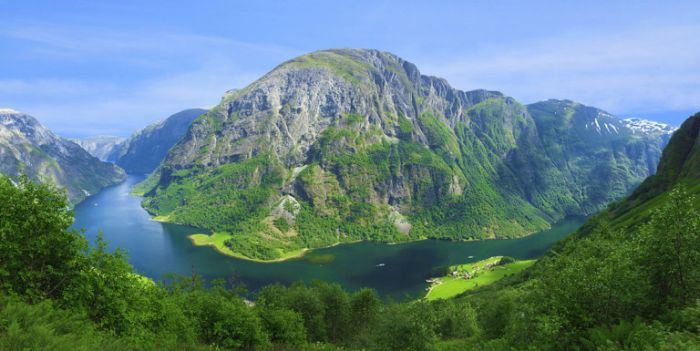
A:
[{"xmin": 425, "ymin": 257, "xmax": 536, "ymax": 301}]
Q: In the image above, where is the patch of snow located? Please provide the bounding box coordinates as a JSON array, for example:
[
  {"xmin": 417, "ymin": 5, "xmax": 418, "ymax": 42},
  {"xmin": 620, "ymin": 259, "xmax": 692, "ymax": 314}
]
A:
[{"xmin": 623, "ymin": 118, "xmax": 677, "ymax": 135}]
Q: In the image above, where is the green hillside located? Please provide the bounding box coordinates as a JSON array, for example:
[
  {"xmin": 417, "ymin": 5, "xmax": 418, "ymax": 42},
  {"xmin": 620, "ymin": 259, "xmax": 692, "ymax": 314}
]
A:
[{"xmin": 138, "ymin": 50, "xmax": 668, "ymax": 261}]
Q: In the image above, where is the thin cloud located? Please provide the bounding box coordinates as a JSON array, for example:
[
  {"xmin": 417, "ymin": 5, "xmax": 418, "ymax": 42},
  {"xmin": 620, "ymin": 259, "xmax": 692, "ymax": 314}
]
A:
[
  {"xmin": 416, "ymin": 24, "xmax": 700, "ymax": 119},
  {"xmin": 0, "ymin": 22, "xmax": 302, "ymax": 137},
  {"xmin": 0, "ymin": 23, "xmax": 297, "ymax": 59}
]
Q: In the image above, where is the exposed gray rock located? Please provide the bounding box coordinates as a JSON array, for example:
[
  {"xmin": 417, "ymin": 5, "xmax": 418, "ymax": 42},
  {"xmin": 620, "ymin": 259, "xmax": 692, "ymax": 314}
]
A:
[{"xmin": 0, "ymin": 108, "xmax": 126, "ymax": 204}]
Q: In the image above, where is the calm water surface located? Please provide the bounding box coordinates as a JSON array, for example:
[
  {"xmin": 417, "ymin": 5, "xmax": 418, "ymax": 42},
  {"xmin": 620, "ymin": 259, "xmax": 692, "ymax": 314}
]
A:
[{"xmin": 72, "ymin": 176, "xmax": 585, "ymax": 299}]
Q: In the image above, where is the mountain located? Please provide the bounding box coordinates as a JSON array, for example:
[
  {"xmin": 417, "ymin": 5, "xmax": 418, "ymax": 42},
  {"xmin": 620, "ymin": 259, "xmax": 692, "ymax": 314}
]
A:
[
  {"xmin": 115, "ymin": 108, "xmax": 207, "ymax": 174},
  {"xmin": 606, "ymin": 112, "xmax": 700, "ymax": 225},
  {"xmin": 622, "ymin": 117, "xmax": 676, "ymax": 147},
  {"xmin": 138, "ymin": 49, "xmax": 669, "ymax": 260},
  {"xmin": 622, "ymin": 117, "xmax": 677, "ymax": 137},
  {"xmin": 70, "ymin": 135, "xmax": 124, "ymax": 162},
  {"xmin": 0, "ymin": 108, "xmax": 126, "ymax": 204}
]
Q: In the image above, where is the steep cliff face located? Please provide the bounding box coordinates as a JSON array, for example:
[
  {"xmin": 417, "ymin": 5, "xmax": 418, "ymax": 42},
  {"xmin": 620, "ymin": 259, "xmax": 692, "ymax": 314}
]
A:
[
  {"xmin": 0, "ymin": 109, "xmax": 126, "ymax": 204},
  {"xmin": 115, "ymin": 108, "xmax": 207, "ymax": 174},
  {"xmin": 70, "ymin": 135, "xmax": 124, "ymax": 162},
  {"xmin": 139, "ymin": 49, "xmax": 669, "ymax": 260}
]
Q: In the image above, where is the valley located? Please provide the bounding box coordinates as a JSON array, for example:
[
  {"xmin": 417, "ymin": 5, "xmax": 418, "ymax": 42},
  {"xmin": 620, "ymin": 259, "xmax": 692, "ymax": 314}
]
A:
[
  {"xmin": 71, "ymin": 175, "xmax": 586, "ymax": 299},
  {"xmin": 138, "ymin": 49, "xmax": 672, "ymax": 261},
  {"xmin": 2, "ymin": 2, "xmax": 699, "ymax": 349}
]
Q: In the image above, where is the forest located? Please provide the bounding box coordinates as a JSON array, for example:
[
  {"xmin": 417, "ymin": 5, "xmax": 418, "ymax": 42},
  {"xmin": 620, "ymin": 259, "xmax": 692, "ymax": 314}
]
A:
[{"xmin": 1, "ymin": 173, "xmax": 698, "ymax": 350}]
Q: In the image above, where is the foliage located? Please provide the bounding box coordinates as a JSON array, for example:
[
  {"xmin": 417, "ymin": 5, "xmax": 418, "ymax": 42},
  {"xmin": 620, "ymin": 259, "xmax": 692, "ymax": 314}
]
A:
[
  {"xmin": 0, "ymin": 175, "xmax": 86, "ymax": 301},
  {"xmin": 2, "ymin": 164, "xmax": 700, "ymax": 350}
]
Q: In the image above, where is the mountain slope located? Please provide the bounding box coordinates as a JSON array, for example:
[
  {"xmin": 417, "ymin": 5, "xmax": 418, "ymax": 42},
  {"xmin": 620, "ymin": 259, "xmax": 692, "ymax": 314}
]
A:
[
  {"xmin": 0, "ymin": 108, "xmax": 126, "ymax": 204},
  {"xmin": 455, "ymin": 111, "xmax": 700, "ymax": 349},
  {"xmin": 139, "ymin": 49, "xmax": 668, "ymax": 260},
  {"xmin": 115, "ymin": 108, "xmax": 207, "ymax": 174},
  {"xmin": 605, "ymin": 111, "xmax": 700, "ymax": 227},
  {"xmin": 70, "ymin": 135, "xmax": 124, "ymax": 162}
]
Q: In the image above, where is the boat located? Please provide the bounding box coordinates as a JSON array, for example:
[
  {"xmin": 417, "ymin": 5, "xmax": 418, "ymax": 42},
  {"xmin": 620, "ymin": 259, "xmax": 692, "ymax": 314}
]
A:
[{"xmin": 376, "ymin": 263, "xmax": 385, "ymax": 267}]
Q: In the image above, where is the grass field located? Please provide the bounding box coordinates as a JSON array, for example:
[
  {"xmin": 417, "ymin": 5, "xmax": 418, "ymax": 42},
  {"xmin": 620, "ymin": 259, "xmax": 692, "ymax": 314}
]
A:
[
  {"xmin": 425, "ymin": 257, "xmax": 536, "ymax": 300},
  {"xmin": 188, "ymin": 232, "xmax": 308, "ymax": 263}
]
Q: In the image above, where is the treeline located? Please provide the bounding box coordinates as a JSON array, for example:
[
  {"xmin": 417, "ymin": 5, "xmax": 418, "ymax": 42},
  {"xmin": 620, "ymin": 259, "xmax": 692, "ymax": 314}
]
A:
[{"xmin": 1, "ymin": 175, "xmax": 699, "ymax": 350}]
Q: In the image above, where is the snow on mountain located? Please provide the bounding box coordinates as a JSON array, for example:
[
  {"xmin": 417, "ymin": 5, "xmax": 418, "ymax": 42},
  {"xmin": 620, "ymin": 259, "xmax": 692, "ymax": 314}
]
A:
[{"xmin": 623, "ymin": 118, "xmax": 677, "ymax": 136}]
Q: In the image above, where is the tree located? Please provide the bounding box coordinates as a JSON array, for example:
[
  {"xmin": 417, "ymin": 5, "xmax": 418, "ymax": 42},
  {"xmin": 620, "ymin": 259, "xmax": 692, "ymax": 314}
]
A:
[
  {"xmin": 315, "ymin": 282, "xmax": 351, "ymax": 343},
  {"xmin": 258, "ymin": 307, "xmax": 306, "ymax": 347},
  {"xmin": 373, "ymin": 302, "xmax": 437, "ymax": 351},
  {"xmin": 0, "ymin": 175, "xmax": 86, "ymax": 300},
  {"xmin": 638, "ymin": 185, "xmax": 700, "ymax": 311}
]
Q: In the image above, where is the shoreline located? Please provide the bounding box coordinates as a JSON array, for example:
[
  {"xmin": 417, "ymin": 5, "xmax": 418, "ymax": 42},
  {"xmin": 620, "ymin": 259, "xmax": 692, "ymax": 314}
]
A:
[{"xmin": 148, "ymin": 212, "xmax": 580, "ymax": 264}]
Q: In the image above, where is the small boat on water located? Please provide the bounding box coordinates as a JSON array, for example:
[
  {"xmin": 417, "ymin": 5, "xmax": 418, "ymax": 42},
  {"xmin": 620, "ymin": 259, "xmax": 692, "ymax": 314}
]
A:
[
  {"xmin": 468, "ymin": 255, "xmax": 474, "ymax": 258},
  {"xmin": 376, "ymin": 263, "xmax": 385, "ymax": 267}
]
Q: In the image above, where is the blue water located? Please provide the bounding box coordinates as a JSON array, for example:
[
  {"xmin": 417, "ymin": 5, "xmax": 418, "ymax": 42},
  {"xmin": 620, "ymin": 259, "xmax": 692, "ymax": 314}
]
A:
[{"xmin": 72, "ymin": 175, "xmax": 585, "ymax": 299}]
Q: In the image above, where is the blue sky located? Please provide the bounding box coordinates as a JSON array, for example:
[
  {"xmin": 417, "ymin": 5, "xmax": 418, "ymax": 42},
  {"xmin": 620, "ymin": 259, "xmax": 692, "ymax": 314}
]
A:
[{"xmin": 1, "ymin": 0, "xmax": 699, "ymax": 137}]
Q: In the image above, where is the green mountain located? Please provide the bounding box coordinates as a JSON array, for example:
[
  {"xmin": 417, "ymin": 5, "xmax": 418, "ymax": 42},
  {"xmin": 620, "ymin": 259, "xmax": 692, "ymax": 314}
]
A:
[
  {"xmin": 449, "ymin": 111, "xmax": 700, "ymax": 349},
  {"xmin": 604, "ymin": 111, "xmax": 700, "ymax": 227},
  {"xmin": 115, "ymin": 108, "xmax": 207, "ymax": 174},
  {"xmin": 0, "ymin": 108, "xmax": 126, "ymax": 204},
  {"xmin": 138, "ymin": 49, "xmax": 670, "ymax": 260}
]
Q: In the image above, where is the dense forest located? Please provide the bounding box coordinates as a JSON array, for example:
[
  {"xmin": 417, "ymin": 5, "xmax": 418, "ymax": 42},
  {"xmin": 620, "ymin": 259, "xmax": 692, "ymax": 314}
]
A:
[{"xmin": 1, "ymin": 161, "xmax": 699, "ymax": 349}]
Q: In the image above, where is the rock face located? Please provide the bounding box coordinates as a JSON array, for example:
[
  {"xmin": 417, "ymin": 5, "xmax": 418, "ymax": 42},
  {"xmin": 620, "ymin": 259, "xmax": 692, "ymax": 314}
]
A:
[
  {"xmin": 0, "ymin": 108, "xmax": 126, "ymax": 204},
  {"xmin": 139, "ymin": 49, "xmax": 669, "ymax": 260},
  {"xmin": 115, "ymin": 109, "xmax": 207, "ymax": 174},
  {"xmin": 70, "ymin": 136, "xmax": 124, "ymax": 162}
]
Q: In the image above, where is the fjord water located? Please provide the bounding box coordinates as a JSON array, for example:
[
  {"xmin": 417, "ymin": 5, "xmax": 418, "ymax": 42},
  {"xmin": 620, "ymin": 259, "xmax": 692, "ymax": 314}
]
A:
[{"xmin": 72, "ymin": 175, "xmax": 585, "ymax": 299}]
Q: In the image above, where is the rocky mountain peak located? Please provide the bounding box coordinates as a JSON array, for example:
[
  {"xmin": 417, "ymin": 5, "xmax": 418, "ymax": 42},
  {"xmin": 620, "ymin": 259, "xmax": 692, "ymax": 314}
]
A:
[{"xmin": 164, "ymin": 49, "xmax": 505, "ymax": 169}]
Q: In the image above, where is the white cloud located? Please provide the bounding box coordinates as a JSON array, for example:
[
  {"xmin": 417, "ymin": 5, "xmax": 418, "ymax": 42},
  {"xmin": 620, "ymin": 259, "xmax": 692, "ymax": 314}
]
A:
[
  {"xmin": 0, "ymin": 23, "xmax": 302, "ymax": 137},
  {"xmin": 8, "ymin": 60, "xmax": 262, "ymax": 137},
  {"xmin": 415, "ymin": 24, "xmax": 700, "ymax": 117}
]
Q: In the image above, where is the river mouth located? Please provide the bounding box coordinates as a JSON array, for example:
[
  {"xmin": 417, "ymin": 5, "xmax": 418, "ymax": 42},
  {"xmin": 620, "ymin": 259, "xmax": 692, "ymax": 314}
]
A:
[{"xmin": 72, "ymin": 175, "xmax": 585, "ymax": 300}]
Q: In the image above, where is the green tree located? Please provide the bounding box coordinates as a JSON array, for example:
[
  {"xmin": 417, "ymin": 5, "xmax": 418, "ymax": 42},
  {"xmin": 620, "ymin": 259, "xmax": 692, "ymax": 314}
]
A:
[
  {"xmin": 373, "ymin": 302, "xmax": 437, "ymax": 351},
  {"xmin": 258, "ymin": 307, "xmax": 306, "ymax": 347},
  {"xmin": 0, "ymin": 175, "xmax": 86, "ymax": 300},
  {"xmin": 348, "ymin": 288, "xmax": 381, "ymax": 346},
  {"xmin": 638, "ymin": 186, "xmax": 700, "ymax": 311},
  {"xmin": 315, "ymin": 282, "xmax": 350, "ymax": 343}
]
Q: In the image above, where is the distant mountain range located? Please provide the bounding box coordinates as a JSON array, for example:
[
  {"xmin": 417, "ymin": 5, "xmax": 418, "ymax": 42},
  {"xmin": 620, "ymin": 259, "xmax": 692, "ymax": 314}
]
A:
[
  {"xmin": 134, "ymin": 49, "xmax": 676, "ymax": 260},
  {"xmin": 0, "ymin": 108, "xmax": 125, "ymax": 204},
  {"xmin": 74, "ymin": 109, "xmax": 207, "ymax": 175},
  {"xmin": 70, "ymin": 135, "xmax": 124, "ymax": 162},
  {"xmin": 113, "ymin": 109, "xmax": 207, "ymax": 174}
]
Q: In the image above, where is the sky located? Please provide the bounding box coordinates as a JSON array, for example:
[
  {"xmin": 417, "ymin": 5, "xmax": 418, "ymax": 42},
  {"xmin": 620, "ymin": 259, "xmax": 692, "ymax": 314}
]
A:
[{"xmin": 1, "ymin": 0, "xmax": 699, "ymax": 137}]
